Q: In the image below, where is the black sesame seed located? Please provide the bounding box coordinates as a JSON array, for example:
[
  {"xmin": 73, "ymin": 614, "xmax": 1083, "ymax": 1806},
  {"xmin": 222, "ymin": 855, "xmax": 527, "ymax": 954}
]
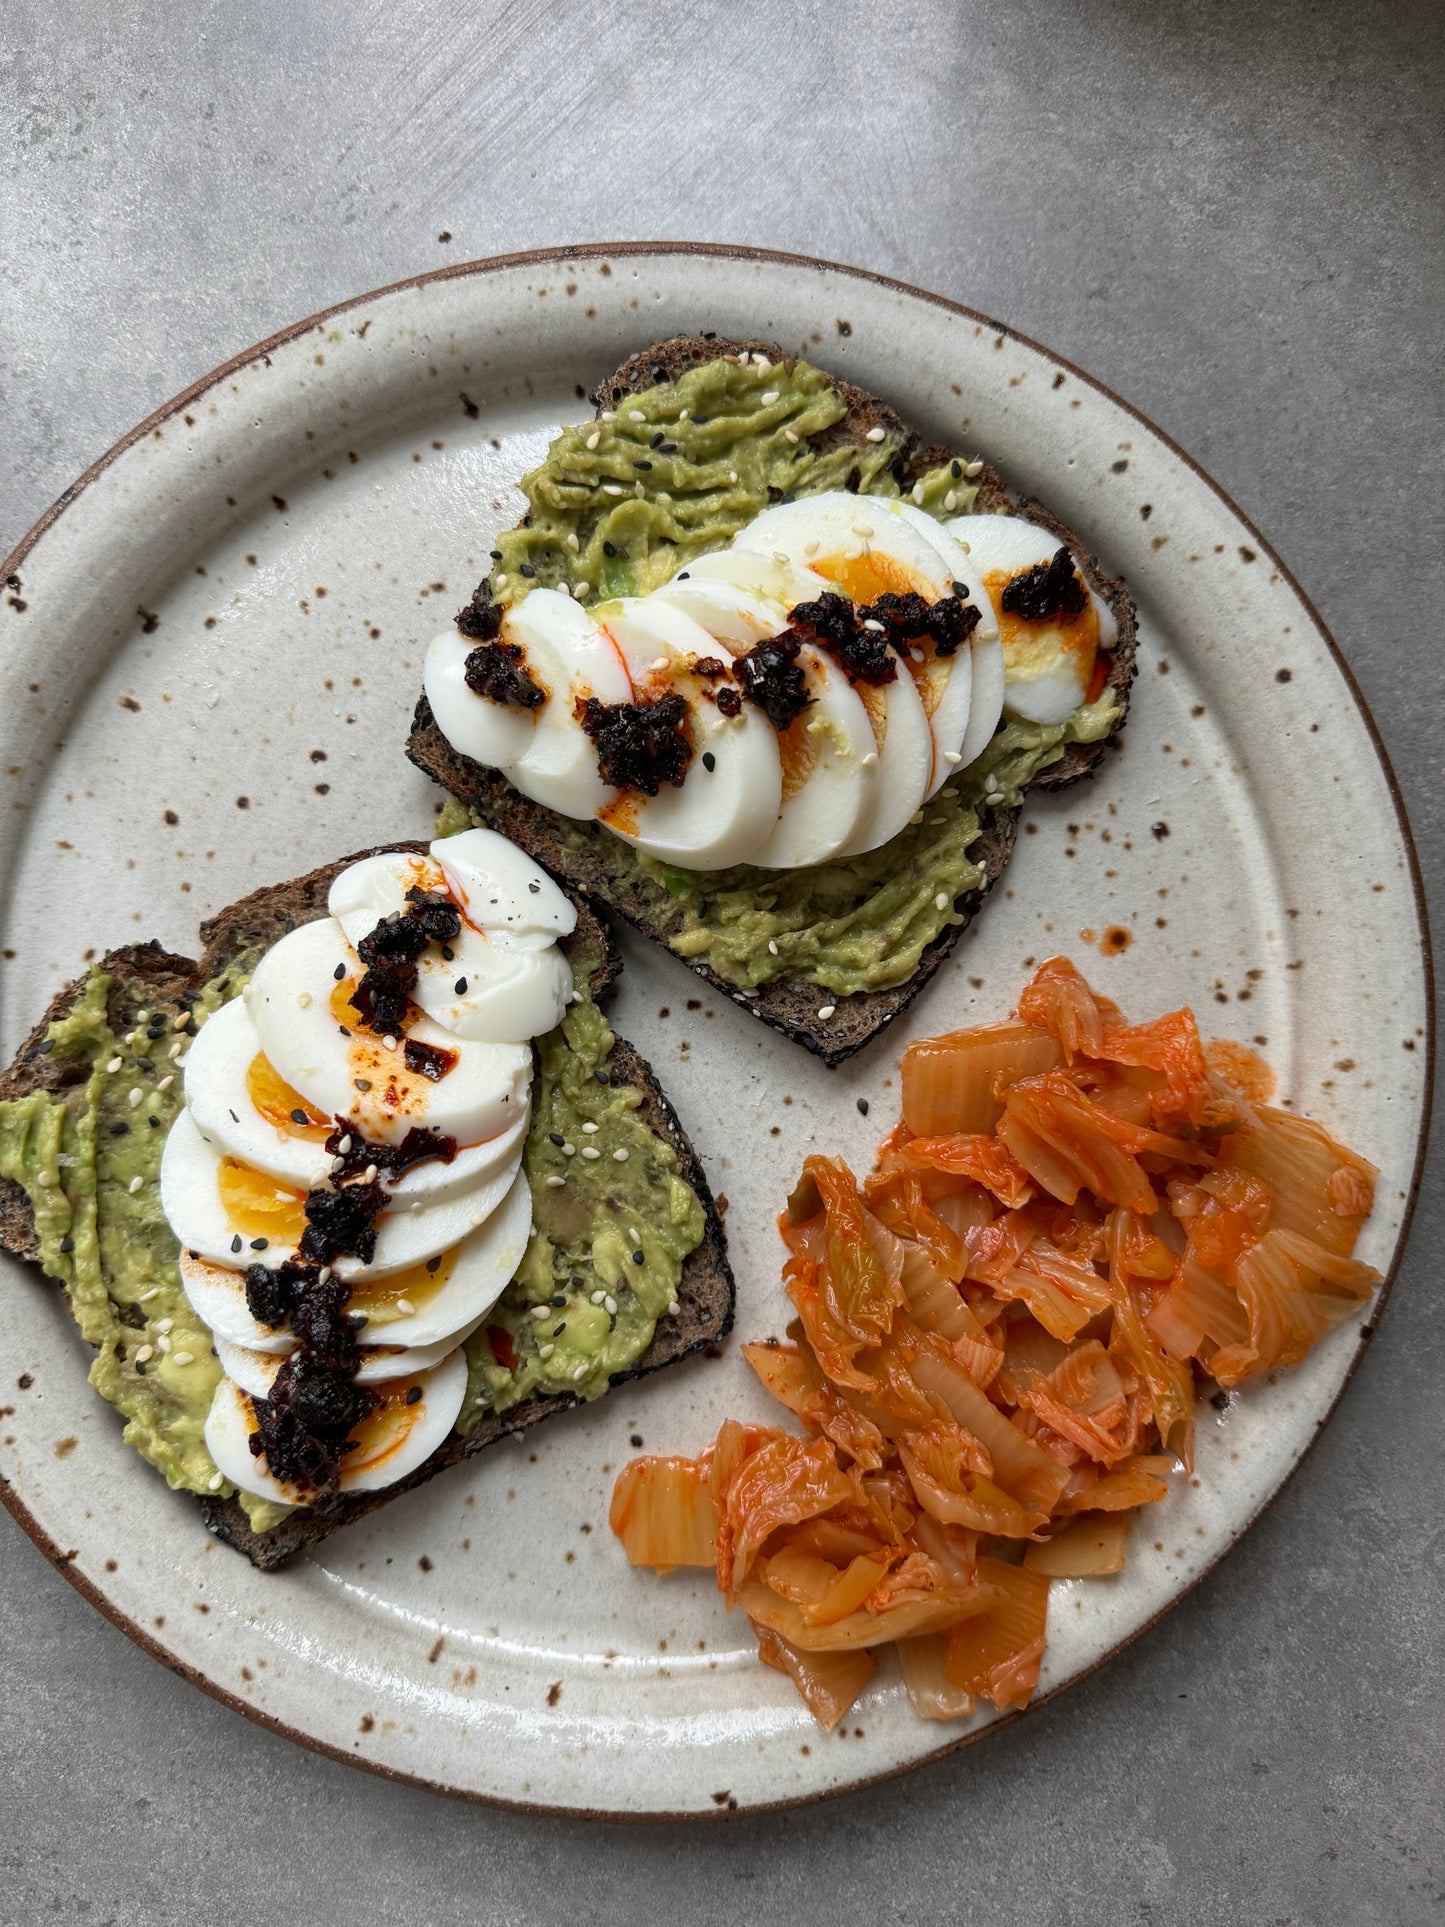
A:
[
  {"xmin": 58, "ymin": 1236, "xmax": 75, "ymax": 1254},
  {"xmin": 950, "ymin": 459, "xmax": 962, "ymax": 478},
  {"xmin": 230, "ymin": 1235, "xmax": 242, "ymax": 1254},
  {"xmin": 550, "ymin": 1293, "xmax": 567, "ymax": 1307},
  {"xmin": 250, "ymin": 1237, "xmax": 269, "ymax": 1251},
  {"xmin": 37, "ymin": 1039, "xmax": 54, "ymax": 1056},
  {"xmin": 406, "ymin": 1385, "xmax": 423, "ymax": 1404},
  {"xmin": 856, "ymin": 1098, "xmax": 869, "ymax": 1115},
  {"xmin": 109, "ymin": 1122, "xmax": 129, "ymax": 1136},
  {"xmin": 441, "ymin": 944, "xmax": 454, "ymax": 962},
  {"xmin": 454, "ymin": 977, "xmax": 468, "ymax": 995},
  {"xmin": 702, "ymin": 751, "xmax": 717, "ymax": 773},
  {"xmin": 528, "ymin": 880, "xmax": 540, "ymax": 893},
  {"xmin": 632, "ymin": 1249, "xmax": 645, "ymax": 1265},
  {"xmin": 228, "ymin": 1108, "xmax": 239, "ymax": 1123},
  {"xmin": 290, "ymin": 1108, "xmax": 309, "ymax": 1125},
  {"xmin": 333, "ymin": 963, "xmax": 346, "ymax": 982},
  {"xmin": 490, "ymin": 549, "xmax": 503, "ymax": 560},
  {"xmin": 649, "ymin": 432, "xmax": 664, "ymax": 449},
  {"xmin": 148, "ymin": 1116, "xmax": 160, "ymax": 1128},
  {"xmin": 603, "ymin": 541, "xmax": 617, "ymax": 558},
  {"xmin": 552, "ymin": 1323, "xmax": 566, "ymax": 1337},
  {"xmin": 659, "ymin": 442, "xmax": 678, "ymax": 454},
  {"xmin": 549, "ymin": 1132, "xmax": 564, "ymax": 1147},
  {"xmin": 691, "ymin": 415, "xmax": 710, "ymax": 426},
  {"xmin": 519, "ymin": 563, "xmax": 536, "ymax": 579},
  {"xmin": 595, "ymin": 1071, "xmax": 609, "ymax": 1085},
  {"xmin": 633, "ymin": 460, "xmax": 652, "ymax": 471}
]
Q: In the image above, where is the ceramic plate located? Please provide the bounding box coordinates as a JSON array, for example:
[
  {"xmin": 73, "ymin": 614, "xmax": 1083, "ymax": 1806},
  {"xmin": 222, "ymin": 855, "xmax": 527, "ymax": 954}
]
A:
[{"xmin": 0, "ymin": 246, "xmax": 1430, "ymax": 1817}]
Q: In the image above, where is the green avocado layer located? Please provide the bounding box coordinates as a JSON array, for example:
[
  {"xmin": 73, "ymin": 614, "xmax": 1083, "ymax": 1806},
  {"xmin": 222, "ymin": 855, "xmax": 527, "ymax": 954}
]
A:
[
  {"xmin": 0, "ymin": 930, "xmax": 704, "ymax": 1537},
  {"xmin": 479, "ymin": 354, "xmax": 1117, "ymax": 998}
]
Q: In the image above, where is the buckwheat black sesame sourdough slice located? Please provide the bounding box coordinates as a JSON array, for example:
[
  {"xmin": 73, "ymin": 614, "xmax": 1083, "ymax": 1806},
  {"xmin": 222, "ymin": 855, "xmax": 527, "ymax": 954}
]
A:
[
  {"xmin": 0, "ymin": 844, "xmax": 732, "ymax": 1571},
  {"xmin": 407, "ymin": 336, "xmax": 1138, "ymax": 1065}
]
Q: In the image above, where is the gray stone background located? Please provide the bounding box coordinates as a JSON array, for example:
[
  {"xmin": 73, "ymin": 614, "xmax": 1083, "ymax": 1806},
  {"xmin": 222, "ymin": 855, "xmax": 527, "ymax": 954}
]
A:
[{"xmin": 1, "ymin": 1, "xmax": 1440, "ymax": 1921}]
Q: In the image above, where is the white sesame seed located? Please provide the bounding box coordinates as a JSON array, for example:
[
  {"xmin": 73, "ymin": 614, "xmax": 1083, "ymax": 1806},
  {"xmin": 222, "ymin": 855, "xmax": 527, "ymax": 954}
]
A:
[
  {"xmin": 581, "ymin": 1121, "xmax": 599, "ymax": 1133},
  {"xmin": 172, "ymin": 1351, "xmax": 194, "ymax": 1367},
  {"xmin": 629, "ymin": 409, "xmax": 646, "ymax": 421},
  {"xmin": 912, "ymin": 483, "xmax": 925, "ymax": 504},
  {"xmin": 633, "ymin": 481, "xmax": 645, "ymax": 498},
  {"xmin": 601, "ymin": 409, "xmax": 615, "ymax": 421},
  {"xmin": 941, "ymin": 786, "xmax": 958, "ymax": 799},
  {"xmin": 134, "ymin": 1345, "xmax": 153, "ymax": 1363},
  {"xmin": 767, "ymin": 939, "xmax": 779, "ymax": 956},
  {"xmin": 666, "ymin": 1299, "xmax": 680, "ymax": 1315},
  {"xmin": 965, "ymin": 460, "xmax": 984, "ymax": 477},
  {"xmin": 545, "ymin": 1174, "xmax": 566, "ymax": 1189},
  {"xmin": 585, "ymin": 431, "xmax": 600, "ymax": 450},
  {"xmin": 106, "ymin": 1056, "xmax": 122, "ymax": 1074},
  {"xmin": 156, "ymin": 1334, "xmax": 171, "ymax": 1353},
  {"xmin": 613, "ymin": 1148, "xmax": 628, "ymax": 1163},
  {"xmin": 573, "ymin": 1363, "xmax": 588, "ymax": 1381},
  {"xmin": 562, "ymin": 1142, "xmax": 576, "ymax": 1157},
  {"xmin": 604, "ymin": 1295, "xmax": 618, "ymax": 1315},
  {"xmin": 494, "ymin": 571, "xmax": 508, "ymax": 588},
  {"xmin": 573, "ymin": 581, "xmax": 589, "ymax": 598},
  {"xmin": 803, "ymin": 539, "xmax": 820, "ymax": 556},
  {"xmin": 783, "ymin": 428, "xmax": 799, "ymax": 444},
  {"xmin": 538, "ymin": 1343, "xmax": 555, "ymax": 1359},
  {"xmin": 208, "ymin": 1471, "xmax": 224, "ymax": 1491},
  {"xmin": 157, "ymin": 1074, "xmax": 173, "ymax": 1092},
  {"xmin": 338, "ymin": 1135, "xmax": 352, "ymax": 1153},
  {"xmin": 986, "ymin": 791, "xmax": 1004, "ymax": 805},
  {"xmin": 930, "ymin": 813, "xmax": 946, "ymax": 825},
  {"xmin": 590, "ymin": 1289, "xmax": 606, "ymax": 1304},
  {"xmin": 753, "ymin": 353, "xmax": 771, "ymax": 371},
  {"xmin": 650, "ymin": 656, "xmax": 669, "ymax": 671},
  {"xmin": 139, "ymin": 1288, "xmax": 159, "ymax": 1302},
  {"xmin": 865, "ymin": 426, "xmax": 886, "ymax": 443},
  {"xmin": 817, "ymin": 1004, "xmax": 836, "ymax": 1020},
  {"xmin": 395, "ymin": 1298, "xmax": 415, "ymax": 1316},
  {"xmin": 935, "ymin": 892, "xmax": 950, "ymax": 911},
  {"xmin": 602, "ymin": 483, "xmax": 623, "ymax": 497},
  {"xmin": 530, "ymin": 1304, "xmax": 550, "ymax": 1320},
  {"xmin": 156, "ymin": 1317, "xmax": 173, "ymax": 1335},
  {"xmin": 861, "ymin": 751, "xmax": 879, "ymax": 769},
  {"xmin": 943, "ymin": 749, "xmax": 962, "ymax": 765},
  {"xmin": 852, "ymin": 521, "xmax": 875, "ymax": 538},
  {"xmin": 727, "ymin": 471, "xmax": 739, "ymax": 484},
  {"xmin": 761, "ymin": 389, "xmax": 779, "ymax": 405},
  {"xmin": 127, "ymin": 1174, "xmax": 144, "ymax": 1194},
  {"xmin": 297, "ymin": 991, "xmax": 312, "ymax": 1009},
  {"xmin": 566, "ymin": 531, "xmax": 580, "ymax": 551},
  {"xmin": 36, "ymin": 1171, "xmax": 52, "ymax": 1188},
  {"xmin": 128, "ymin": 1087, "xmax": 144, "ymax": 1107},
  {"xmin": 629, "ymin": 1227, "xmax": 641, "ymax": 1243},
  {"xmin": 910, "ymin": 647, "xmax": 925, "ymax": 663},
  {"xmin": 581, "ymin": 1146, "xmax": 601, "ymax": 1161},
  {"xmin": 678, "ymin": 407, "xmax": 690, "ymax": 420},
  {"xmin": 173, "ymin": 1012, "xmax": 191, "ymax": 1031},
  {"xmin": 168, "ymin": 1041, "xmax": 185, "ymax": 1059},
  {"xmin": 363, "ymin": 1164, "xmax": 378, "ymax": 1184}
]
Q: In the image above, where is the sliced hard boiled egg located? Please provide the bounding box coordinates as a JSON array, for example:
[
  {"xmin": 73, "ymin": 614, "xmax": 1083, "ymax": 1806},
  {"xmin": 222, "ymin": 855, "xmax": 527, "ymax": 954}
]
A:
[
  {"xmin": 944, "ymin": 514, "xmax": 1113, "ymax": 726},
  {"xmin": 505, "ymin": 589, "xmax": 634, "ymax": 818},
  {"xmin": 423, "ymin": 628, "xmax": 540, "ymax": 770},
  {"xmin": 835, "ymin": 660, "xmax": 935, "ymax": 858},
  {"xmin": 328, "ymin": 851, "xmax": 571, "ymax": 1045},
  {"xmin": 214, "ymin": 1323, "xmax": 477, "ymax": 1392},
  {"xmin": 182, "ymin": 995, "xmax": 531, "ymax": 1197},
  {"xmin": 246, "ymin": 919, "xmax": 531, "ymax": 1146},
  {"xmin": 591, "ymin": 598, "xmax": 782, "ymax": 871},
  {"xmin": 733, "ymin": 491, "xmax": 953, "ymax": 604},
  {"xmin": 204, "ymin": 1345, "xmax": 469, "ymax": 1504},
  {"xmin": 430, "ymin": 827, "xmax": 577, "ymax": 939},
  {"xmin": 744, "ymin": 642, "xmax": 876, "ymax": 869}
]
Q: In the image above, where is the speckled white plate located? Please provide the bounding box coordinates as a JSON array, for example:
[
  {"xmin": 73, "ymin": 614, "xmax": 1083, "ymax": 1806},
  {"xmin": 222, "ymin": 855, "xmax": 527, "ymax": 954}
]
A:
[{"xmin": 0, "ymin": 246, "xmax": 1431, "ymax": 1818}]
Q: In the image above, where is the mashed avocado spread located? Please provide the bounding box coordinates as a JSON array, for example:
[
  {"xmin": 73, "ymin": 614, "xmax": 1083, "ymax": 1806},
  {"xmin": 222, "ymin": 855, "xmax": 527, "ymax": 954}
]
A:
[
  {"xmin": 481, "ymin": 354, "xmax": 1117, "ymax": 996},
  {"xmin": 0, "ymin": 870, "xmax": 704, "ymax": 1537}
]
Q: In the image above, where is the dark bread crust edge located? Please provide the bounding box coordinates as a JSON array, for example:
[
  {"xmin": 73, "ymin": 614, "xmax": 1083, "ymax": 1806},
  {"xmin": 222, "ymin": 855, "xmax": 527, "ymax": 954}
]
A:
[
  {"xmin": 0, "ymin": 844, "xmax": 733, "ymax": 1570},
  {"xmin": 406, "ymin": 333, "xmax": 1137, "ymax": 1065}
]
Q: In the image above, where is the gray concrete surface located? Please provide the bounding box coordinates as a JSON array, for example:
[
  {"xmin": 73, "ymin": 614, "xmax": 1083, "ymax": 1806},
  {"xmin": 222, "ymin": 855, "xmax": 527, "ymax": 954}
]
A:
[{"xmin": 1, "ymin": 1, "xmax": 1440, "ymax": 1921}]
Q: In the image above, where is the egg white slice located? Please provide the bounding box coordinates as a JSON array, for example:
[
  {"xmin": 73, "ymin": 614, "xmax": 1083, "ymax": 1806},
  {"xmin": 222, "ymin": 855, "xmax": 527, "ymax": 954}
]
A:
[
  {"xmin": 504, "ymin": 589, "xmax": 634, "ymax": 818},
  {"xmin": 328, "ymin": 852, "xmax": 571, "ymax": 1045},
  {"xmin": 834, "ymin": 660, "xmax": 936, "ymax": 859},
  {"xmin": 204, "ymin": 1345, "xmax": 470, "ymax": 1504},
  {"xmin": 744, "ymin": 643, "xmax": 876, "ymax": 869},
  {"xmin": 176, "ymin": 1163, "xmax": 531, "ymax": 1349},
  {"xmin": 945, "ymin": 514, "xmax": 1113, "ymax": 727},
  {"xmin": 214, "ymin": 1323, "xmax": 477, "ymax": 1392},
  {"xmin": 423, "ymin": 627, "xmax": 541, "ymax": 773},
  {"xmin": 183, "ymin": 996, "xmax": 531, "ymax": 1196},
  {"xmin": 164, "ymin": 1108, "xmax": 527, "ymax": 1280},
  {"xmin": 593, "ymin": 598, "xmax": 782, "ymax": 871},
  {"xmin": 430, "ymin": 827, "xmax": 577, "ymax": 939},
  {"xmin": 246, "ymin": 919, "xmax": 531, "ymax": 1147},
  {"xmin": 733, "ymin": 492, "xmax": 955, "ymax": 602},
  {"xmin": 674, "ymin": 547, "xmax": 835, "ymax": 612}
]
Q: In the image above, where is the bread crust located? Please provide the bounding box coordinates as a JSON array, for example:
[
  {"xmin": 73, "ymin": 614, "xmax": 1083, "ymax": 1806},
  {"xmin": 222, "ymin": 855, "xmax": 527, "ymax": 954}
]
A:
[
  {"xmin": 407, "ymin": 335, "xmax": 1138, "ymax": 1063},
  {"xmin": 0, "ymin": 844, "xmax": 733, "ymax": 1568}
]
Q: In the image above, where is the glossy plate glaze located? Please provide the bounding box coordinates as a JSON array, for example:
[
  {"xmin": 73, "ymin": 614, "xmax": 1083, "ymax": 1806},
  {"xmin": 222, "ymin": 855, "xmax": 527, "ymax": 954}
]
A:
[{"xmin": 0, "ymin": 246, "xmax": 1430, "ymax": 1817}]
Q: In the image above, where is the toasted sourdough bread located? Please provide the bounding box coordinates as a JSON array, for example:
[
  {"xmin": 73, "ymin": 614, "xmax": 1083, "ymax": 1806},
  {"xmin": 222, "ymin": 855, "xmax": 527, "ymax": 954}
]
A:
[
  {"xmin": 0, "ymin": 845, "xmax": 733, "ymax": 1570},
  {"xmin": 407, "ymin": 335, "xmax": 1139, "ymax": 1066}
]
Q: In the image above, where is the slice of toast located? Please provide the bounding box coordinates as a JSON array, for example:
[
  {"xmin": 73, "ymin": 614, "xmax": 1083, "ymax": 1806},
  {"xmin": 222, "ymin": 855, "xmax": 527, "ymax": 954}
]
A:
[
  {"xmin": 407, "ymin": 335, "xmax": 1138, "ymax": 1065},
  {"xmin": 0, "ymin": 845, "xmax": 733, "ymax": 1569}
]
